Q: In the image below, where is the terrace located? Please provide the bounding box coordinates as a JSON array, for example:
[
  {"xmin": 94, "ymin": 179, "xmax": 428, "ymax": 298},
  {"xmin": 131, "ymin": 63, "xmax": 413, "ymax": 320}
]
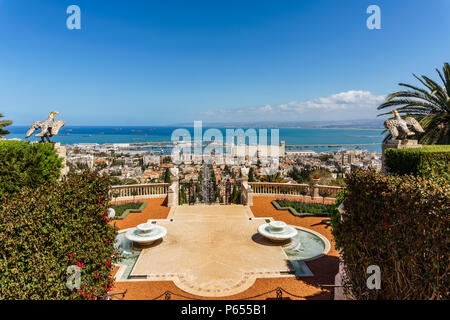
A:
[{"xmin": 108, "ymin": 181, "xmax": 341, "ymax": 300}]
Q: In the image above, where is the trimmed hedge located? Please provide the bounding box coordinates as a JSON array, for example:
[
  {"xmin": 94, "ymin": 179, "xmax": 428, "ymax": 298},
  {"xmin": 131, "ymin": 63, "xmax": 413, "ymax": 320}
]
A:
[
  {"xmin": 384, "ymin": 145, "xmax": 450, "ymax": 180},
  {"xmin": 0, "ymin": 170, "xmax": 119, "ymax": 299},
  {"xmin": 272, "ymin": 200, "xmax": 335, "ymax": 217},
  {"xmin": 110, "ymin": 202, "xmax": 147, "ymax": 220},
  {"xmin": 333, "ymin": 169, "xmax": 449, "ymax": 300},
  {"xmin": 0, "ymin": 141, "xmax": 62, "ymax": 198}
]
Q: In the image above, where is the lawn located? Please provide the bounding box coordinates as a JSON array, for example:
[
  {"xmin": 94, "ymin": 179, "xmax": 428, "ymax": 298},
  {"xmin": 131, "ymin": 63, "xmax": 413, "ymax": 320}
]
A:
[{"xmin": 272, "ymin": 199, "xmax": 335, "ymax": 217}]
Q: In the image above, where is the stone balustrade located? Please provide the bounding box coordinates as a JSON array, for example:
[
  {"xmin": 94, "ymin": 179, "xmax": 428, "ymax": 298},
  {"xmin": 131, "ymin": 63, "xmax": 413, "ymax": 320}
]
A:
[
  {"xmin": 109, "ymin": 180, "xmax": 342, "ymax": 205},
  {"xmin": 110, "ymin": 183, "xmax": 170, "ymax": 201},
  {"xmin": 247, "ymin": 182, "xmax": 342, "ymax": 203},
  {"xmin": 249, "ymin": 182, "xmax": 313, "ymax": 196}
]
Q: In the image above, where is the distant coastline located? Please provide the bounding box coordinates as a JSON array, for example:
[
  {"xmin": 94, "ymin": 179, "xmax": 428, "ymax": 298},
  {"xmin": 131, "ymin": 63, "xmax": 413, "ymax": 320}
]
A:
[
  {"xmin": 8, "ymin": 118, "xmax": 385, "ymax": 130},
  {"xmin": 171, "ymin": 118, "xmax": 385, "ymax": 130}
]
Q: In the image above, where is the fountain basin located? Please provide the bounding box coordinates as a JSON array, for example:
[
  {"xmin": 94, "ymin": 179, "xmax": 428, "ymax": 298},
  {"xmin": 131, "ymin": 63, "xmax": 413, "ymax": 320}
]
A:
[
  {"xmin": 125, "ymin": 222, "xmax": 167, "ymax": 246},
  {"xmin": 258, "ymin": 221, "xmax": 298, "ymax": 242}
]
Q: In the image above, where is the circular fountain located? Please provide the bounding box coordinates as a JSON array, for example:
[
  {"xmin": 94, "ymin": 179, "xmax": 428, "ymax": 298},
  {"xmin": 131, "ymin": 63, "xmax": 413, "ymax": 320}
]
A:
[
  {"xmin": 257, "ymin": 221, "xmax": 298, "ymax": 242},
  {"xmin": 125, "ymin": 222, "xmax": 167, "ymax": 247}
]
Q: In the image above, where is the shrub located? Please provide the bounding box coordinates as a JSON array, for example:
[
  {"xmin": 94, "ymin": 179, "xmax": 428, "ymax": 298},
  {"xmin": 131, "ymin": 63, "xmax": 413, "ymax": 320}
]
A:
[
  {"xmin": 299, "ymin": 188, "xmax": 309, "ymax": 196},
  {"xmin": 0, "ymin": 170, "xmax": 119, "ymax": 299},
  {"xmin": 319, "ymin": 190, "xmax": 331, "ymax": 198},
  {"xmin": 273, "ymin": 199, "xmax": 335, "ymax": 216},
  {"xmin": 334, "ymin": 169, "xmax": 449, "ymax": 299},
  {"xmin": 163, "ymin": 168, "xmax": 171, "ymax": 183},
  {"xmin": 384, "ymin": 145, "xmax": 450, "ymax": 181},
  {"xmin": 110, "ymin": 202, "xmax": 146, "ymax": 220},
  {"xmin": 330, "ymin": 188, "xmax": 346, "ymax": 244},
  {"xmin": 0, "ymin": 141, "xmax": 62, "ymax": 198}
]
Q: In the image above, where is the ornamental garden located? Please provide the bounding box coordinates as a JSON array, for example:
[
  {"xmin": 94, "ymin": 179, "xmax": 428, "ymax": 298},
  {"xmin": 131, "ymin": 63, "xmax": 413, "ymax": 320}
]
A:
[{"xmin": 0, "ymin": 63, "xmax": 449, "ymax": 300}]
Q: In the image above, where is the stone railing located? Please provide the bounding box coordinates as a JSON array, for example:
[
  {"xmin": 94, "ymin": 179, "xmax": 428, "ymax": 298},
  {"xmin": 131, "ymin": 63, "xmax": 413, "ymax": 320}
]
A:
[
  {"xmin": 249, "ymin": 182, "xmax": 313, "ymax": 196},
  {"xmin": 109, "ymin": 180, "xmax": 343, "ymax": 206},
  {"xmin": 240, "ymin": 177, "xmax": 254, "ymax": 206},
  {"xmin": 110, "ymin": 183, "xmax": 170, "ymax": 201},
  {"xmin": 314, "ymin": 185, "xmax": 343, "ymax": 199},
  {"xmin": 246, "ymin": 182, "xmax": 342, "ymax": 204}
]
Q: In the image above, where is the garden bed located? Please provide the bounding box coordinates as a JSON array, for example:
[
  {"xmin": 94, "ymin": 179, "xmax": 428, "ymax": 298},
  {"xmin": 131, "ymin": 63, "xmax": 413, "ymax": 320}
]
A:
[
  {"xmin": 110, "ymin": 202, "xmax": 147, "ymax": 220},
  {"xmin": 272, "ymin": 199, "xmax": 335, "ymax": 217}
]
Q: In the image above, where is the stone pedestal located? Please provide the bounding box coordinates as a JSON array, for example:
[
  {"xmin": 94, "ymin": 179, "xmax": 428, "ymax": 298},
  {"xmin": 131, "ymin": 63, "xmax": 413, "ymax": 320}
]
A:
[
  {"xmin": 311, "ymin": 178, "xmax": 321, "ymax": 200},
  {"xmin": 312, "ymin": 184, "xmax": 321, "ymax": 200},
  {"xmin": 381, "ymin": 139, "xmax": 422, "ymax": 173},
  {"xmin": 240, "ymin": 176, "xmax": 254, "ymax": 206},
  {"xmin": 54, "ymin": 143, "xmax": 69, "ymax": 176}
]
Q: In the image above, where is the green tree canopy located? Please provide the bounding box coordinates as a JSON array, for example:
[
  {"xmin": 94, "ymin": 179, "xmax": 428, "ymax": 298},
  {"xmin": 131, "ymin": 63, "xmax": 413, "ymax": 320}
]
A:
[
  {"xmin": 0, "ymin": 141, "xmax": 62, "ymax": 198},
  {"xmin": 163, "ymin": 168, "xmax": 171, "ymax": 183},
  {"xmin": 0, "ymin": 113, "xmax": 12, "ymax": 137},
  {"xmin": 248, "ymin": 167, "xmax": 255, "ymax": 182}
]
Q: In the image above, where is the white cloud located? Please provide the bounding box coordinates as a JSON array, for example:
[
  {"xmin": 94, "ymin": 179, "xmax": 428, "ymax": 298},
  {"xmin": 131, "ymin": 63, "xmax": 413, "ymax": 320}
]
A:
[
  {"xmin": 200, "ymin": 90, "xmax": 385, "ymax": 122},
  {"xmin": 276, "ymin": 91, "xmax": 384, "ymax": 112}
]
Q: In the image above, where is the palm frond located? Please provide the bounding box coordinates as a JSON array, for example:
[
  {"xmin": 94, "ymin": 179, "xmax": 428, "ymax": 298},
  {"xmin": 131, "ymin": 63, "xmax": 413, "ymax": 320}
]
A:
[{"xmin": 377, "ymin": 63, "xmax": 450, "ymax": 144}]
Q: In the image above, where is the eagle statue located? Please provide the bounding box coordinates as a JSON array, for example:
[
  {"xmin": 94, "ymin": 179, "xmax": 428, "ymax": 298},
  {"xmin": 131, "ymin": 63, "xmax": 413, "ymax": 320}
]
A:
[
  {"xmin": 26, "ymin": 111, "xmax": 65, "ymax": 142},
  {"xmin": 384, "ymin": 110, "xmax": 424, "ymax": 141}
]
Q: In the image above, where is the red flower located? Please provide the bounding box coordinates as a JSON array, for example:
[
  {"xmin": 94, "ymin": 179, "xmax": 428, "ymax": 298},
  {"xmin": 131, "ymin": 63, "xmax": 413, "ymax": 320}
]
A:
[
  {"xmin": 76, "ymin": 262, "xmax": 84, "ymax": 268},
  {"xmin": 383, "ymin": 222, "xmax": 390, "ymax": 228},
  {"xmin": 106, "ymin": 261, "xmax": 111, "ymax": 267},
  {"xmin": 95, "ymin": 273, "xmax": 99, "ymax": 279}
]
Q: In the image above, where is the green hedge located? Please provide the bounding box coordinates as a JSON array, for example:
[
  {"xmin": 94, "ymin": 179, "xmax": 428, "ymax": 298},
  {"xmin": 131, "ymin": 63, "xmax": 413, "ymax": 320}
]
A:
[
  {"xmin": 384, "ymin": 145, "xmax": 450, "ymax": 180},
  {"xmin": 0, "ymin": 141, "xmax": 62, "ymax": 198},
  {"xmin": 0, "ymin": 170, "xmax": 119, "ymax": 299},
  {"xmin": 272, "ymin": 200, "xmax": 334, "ymax": 217},
  {"xmin": 333, "ymin": 169, "xmax": 449, "ymax": 299},
  {"xmin": 110, "ymin": 202, "xmax": 147, "ymax": 220}
]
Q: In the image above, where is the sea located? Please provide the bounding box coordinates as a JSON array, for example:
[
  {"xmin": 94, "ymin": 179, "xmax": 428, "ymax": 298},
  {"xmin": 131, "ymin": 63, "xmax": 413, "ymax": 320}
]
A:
[{"xmin": 7, "ymin": 126, "xmax": 384, "ymax": 153}]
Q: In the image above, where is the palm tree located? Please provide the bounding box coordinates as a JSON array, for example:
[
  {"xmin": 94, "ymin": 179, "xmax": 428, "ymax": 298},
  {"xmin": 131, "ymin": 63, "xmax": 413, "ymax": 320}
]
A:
[
  {"xmin": 260, "ymin": 172, "xmax": 285, "ymax": 183},
  {"xmin": 0, "ymin": 113, "xmax": 12, "ymax": 138},
  {"xmin": 377, "ymin": 62, "xmax": 450, "ymax": 144}
]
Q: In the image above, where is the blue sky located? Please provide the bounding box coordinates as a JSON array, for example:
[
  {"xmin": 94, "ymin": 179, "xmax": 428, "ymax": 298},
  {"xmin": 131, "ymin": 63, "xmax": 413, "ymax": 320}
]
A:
[{"xmin": 0, "ymin": 0, "xmax": 449, "ymax": 125}]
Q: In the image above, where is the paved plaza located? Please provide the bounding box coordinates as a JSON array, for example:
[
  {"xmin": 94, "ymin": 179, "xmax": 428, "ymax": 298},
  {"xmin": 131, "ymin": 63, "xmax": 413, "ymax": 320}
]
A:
[{"xmin": 130, "ymin": 205, "xmax": 295, "ymax": 297}]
